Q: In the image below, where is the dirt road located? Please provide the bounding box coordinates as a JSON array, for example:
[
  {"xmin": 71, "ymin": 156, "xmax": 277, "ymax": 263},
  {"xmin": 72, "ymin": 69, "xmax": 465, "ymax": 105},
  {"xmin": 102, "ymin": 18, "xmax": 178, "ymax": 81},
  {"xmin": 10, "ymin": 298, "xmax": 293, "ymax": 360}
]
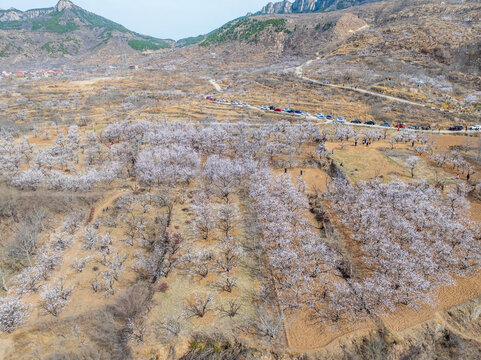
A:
[{"xmin": 209, "ymin": 79, "xmax": 222, "ymax": 91}]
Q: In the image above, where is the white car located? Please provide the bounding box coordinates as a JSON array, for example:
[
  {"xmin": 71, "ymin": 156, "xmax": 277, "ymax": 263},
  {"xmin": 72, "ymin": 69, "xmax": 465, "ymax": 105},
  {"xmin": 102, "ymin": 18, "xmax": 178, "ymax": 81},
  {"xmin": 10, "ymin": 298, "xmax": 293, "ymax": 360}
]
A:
[
  {"xmin": 335, "ymin": 117, "xmax": 346, "ymax": 123},
  {"xmin": 469, "ymin": 125, "xmax": 481, "ymax": 131}
]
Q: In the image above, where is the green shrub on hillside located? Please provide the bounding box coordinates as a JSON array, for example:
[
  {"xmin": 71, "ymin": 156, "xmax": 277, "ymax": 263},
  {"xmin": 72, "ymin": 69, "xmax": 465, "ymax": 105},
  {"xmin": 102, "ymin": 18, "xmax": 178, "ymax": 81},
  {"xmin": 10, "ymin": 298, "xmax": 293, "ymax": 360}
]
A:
[
  {"xmin": 0, "ymin": 20, "xmax": 24, "ymax": 30},
  {"xmin": 323, "ymin": 22, "xmax": 334, "ymax": 31},
  {"xmin": 72, "ymin": 7, "xmax": 128, "ymax": 33},
  {"xmin": 32, "ymin": 11, "xmax": 79, "ymax": 33},
  {"xmin": 177, "ymin": 35, "xmax": 205, "ymax": 47},
  {"xmin": 41, "ymin": 41, "xmax": 69, "ymax": 55},
  {"xmin": 200, "ymin": 18, "xmax": 291, "ymax": 47},
  {"xmin": 128, "ymin": 39, "xmax": 170, "ymax": 51}
]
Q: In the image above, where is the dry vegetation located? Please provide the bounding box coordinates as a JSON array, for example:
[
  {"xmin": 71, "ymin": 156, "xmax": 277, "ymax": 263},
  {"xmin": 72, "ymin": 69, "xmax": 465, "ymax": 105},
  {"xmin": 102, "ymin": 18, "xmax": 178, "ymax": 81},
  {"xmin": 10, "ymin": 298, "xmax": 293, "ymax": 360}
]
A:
[{"xmin": 0, "ymin": 0, "xmax": 480, "ymax": 359}]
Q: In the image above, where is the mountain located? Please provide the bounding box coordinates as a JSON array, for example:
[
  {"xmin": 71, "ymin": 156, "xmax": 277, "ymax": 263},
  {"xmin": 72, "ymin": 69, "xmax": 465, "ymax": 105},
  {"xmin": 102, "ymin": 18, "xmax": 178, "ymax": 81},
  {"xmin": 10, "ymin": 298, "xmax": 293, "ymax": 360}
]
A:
[
  {"xmin": 261, "ymin": 1, "xmax": 293, "ymax": 14},
  {"xmin": 176, "ymin": 0, "xmax": 379, "ymax": 48},
  {"xmin": 259, "ymin": 0, "xmax": 378, "ymax": 14},
  {"xmin": 0, "ymin": 0, "xmax": 172, "ymax": 67}
]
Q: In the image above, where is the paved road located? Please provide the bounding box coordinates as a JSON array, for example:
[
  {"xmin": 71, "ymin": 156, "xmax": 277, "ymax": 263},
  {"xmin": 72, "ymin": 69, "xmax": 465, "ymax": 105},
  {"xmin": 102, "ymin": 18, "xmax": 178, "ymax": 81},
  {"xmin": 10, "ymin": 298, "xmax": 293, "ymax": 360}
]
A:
[
  {"xmin": 206, "ymin": 97, "xmax": 477, "ymax": 134},
  {"xmin": 205, "ymin": 60, "xmax": 477, "ymax": 134}
]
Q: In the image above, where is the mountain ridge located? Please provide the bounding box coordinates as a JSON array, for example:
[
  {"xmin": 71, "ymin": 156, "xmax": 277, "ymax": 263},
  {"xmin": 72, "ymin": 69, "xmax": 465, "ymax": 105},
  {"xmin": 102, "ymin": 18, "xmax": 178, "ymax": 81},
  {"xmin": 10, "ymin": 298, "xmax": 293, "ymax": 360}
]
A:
[
  {"xmin": 258, "ymin": 0, "xmax": 380, "ymax": 14},
  {"xmin": 0, "ymin": 0, "xmax": 173, "ymax": 66}
]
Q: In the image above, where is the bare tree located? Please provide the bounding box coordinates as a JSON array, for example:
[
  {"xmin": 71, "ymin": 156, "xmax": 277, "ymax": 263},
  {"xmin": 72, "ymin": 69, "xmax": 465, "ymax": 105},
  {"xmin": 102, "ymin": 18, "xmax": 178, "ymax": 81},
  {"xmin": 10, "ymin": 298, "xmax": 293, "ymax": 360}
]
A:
[
  {"xmin": 246, "ymin": 305, "xmax": 284, "ymax": 343},
  {"xmin": 134, "ymin": 232, "xmax": 183, "ymax": 283},
  {"xmin": 111, "ymin": 284, "xmax": 152, "ymax": 343},
  {"xmin": 218, "ymin": 299, "xmax": 241, "ymax": 318},
  {"xmin": 185, "ymin": 293, "xmax": 213, "ymax": 318},
  {"xmin": 183, "ymin": 249, "xmax": 214, "ymax": 279},
  {"xmin": 153, "ymin": 315, "xmax": 183, "ymax": 341},
  {"xmin": 218, "ymin": 274, "xmax": 237, "ymax": 293}
]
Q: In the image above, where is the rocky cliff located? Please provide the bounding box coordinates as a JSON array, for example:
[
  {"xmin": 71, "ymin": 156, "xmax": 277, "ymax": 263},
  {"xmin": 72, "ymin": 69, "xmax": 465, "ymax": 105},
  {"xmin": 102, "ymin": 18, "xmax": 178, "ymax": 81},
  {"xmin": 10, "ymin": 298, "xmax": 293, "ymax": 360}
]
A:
[
  {"xmin": 0, "ymin": 7, "xmax": 52, "ymax": 22},
  {"xmin": 258, "ymin": 0, "xmax": 379, "ymax": 14}
]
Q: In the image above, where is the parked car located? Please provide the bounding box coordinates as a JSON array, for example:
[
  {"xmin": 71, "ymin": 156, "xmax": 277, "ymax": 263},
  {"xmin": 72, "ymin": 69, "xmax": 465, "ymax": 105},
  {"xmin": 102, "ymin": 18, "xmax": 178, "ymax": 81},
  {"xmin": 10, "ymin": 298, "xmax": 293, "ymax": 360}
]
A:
[
  {"xmin": 421, "ymin": 124, "xmax": 431, "ymax": 130},
  {"xmin": 380, "ymin": 122, "xmax": 391, "ymax": 127},
  {"xmin": 314, "ymin": 113, "xmax": 326, "ymax": 119},
  {"xmin": 395, "ymin": 124, "xmax": 405, "ymax": 129},
  {"xmin": 326, "ymin": 115, "xmax": 333, "ymax": 120},
  {"xmin": 336, "ymin": 117, "xmax": 347, "ymax": 124},
  {"xmin": 408, "ymin": 125, "xmax": 420, "ymax": 130},
  {"xmin": 274, "ymin": 108, "xmax": 283, "ymax": 112},
  {"xmin": 322, "ymin": 80, "xmax": 330, "ymax": 85},
  {"xmin": 294, "ymin": 110, "xmax": 302, "ymax": 114},
  {"xmin": 365, "ymin": 121, "xmax": 376, "ymax": 125},
  {"xmin": 269, "ymin": 106, "xmax": 276, "ymax": 110},
  {"xmin": 449, "ymin": 125, "xmax": 464, "ymax": 131},
  {"xmin": 469, "ymin": 125, "xmax": 481, "ymax": 131},
  {"xmin": 351, "ymin": 120, "xmax": 362, "ymax": 124}
]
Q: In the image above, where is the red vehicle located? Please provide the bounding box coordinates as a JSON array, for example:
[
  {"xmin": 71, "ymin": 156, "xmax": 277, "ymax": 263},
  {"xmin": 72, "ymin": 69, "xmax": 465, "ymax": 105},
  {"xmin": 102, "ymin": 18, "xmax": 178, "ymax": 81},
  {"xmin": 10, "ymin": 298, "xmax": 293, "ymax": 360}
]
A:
[
  {"xmin": 274, "ymin": 108, "xmax": 283, "ymax": 112},
  {"xmin": 395, "ymin": 124, "xmax": 405, "ymax": 129},
  {"xmin": 206, "ymin": 96, "xmax": 217, "ymax": 101}
]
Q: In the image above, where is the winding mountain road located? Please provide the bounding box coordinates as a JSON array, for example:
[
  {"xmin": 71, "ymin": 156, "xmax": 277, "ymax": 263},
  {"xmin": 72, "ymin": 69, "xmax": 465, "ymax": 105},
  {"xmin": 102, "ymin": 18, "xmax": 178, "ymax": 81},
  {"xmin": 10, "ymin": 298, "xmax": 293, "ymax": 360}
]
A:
[
  {"xmin": 295, "ymin": 59, "xmax": 443, "ymax": 110},
  {"xmin": 204, "ymin": 53, "xmax": 475, "ymax": 134}
]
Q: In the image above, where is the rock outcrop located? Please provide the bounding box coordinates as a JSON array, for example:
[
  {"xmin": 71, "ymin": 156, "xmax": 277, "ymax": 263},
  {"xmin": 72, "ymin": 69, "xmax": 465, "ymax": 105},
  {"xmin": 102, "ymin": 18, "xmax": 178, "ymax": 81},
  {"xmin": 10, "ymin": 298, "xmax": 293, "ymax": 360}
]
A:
[
  {"xmin": 261, "ymin": 1, "xmax": 293, "ymax": 14},
  {"xmin": 0, "ymin": 7, "xmax": 51, "ymax": 22},
  {"xmin": 258, "ymin": 0, "xmax": 378, "ymax": 15},
  {"xmin": 292, "ymin": 0, "xmax": 318, "ymax": 13},
  {"xmin": 55, "ymin": 0, "xmax": 75, "ymax": 12}
]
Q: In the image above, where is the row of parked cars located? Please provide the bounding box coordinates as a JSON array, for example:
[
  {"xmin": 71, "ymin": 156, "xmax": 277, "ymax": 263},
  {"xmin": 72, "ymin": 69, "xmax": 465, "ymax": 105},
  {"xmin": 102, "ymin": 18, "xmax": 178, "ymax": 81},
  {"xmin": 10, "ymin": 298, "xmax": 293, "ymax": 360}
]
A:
[
  {"xmin": 449, "ymin": 125, "xmax": 481, "ymax": 131},
  {"xmin": 335, "ymin": 118, "xmax": 431, "ymax": 130},
  {"xmin": 206, "ymin": 97, "xmax": 481, "ymax": 132},
  {"xmin": 261, "ymin": 105, "xmax": 314, "ymax": 117}
]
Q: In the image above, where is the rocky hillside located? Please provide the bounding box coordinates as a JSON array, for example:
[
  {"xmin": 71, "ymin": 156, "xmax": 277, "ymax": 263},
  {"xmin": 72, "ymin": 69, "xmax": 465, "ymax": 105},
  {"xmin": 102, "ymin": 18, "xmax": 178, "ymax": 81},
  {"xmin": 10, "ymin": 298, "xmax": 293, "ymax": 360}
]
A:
[
  {"xmin": 258, "ymin": 0, "xmax": 379, "ymax": 14},
  {"xmin": 190, "ymin": 9, "xmax": 371, "ymax": 58},
  {"xmin": 0, "ymin": 0, "xmax": 173, "ymax": 68}
]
